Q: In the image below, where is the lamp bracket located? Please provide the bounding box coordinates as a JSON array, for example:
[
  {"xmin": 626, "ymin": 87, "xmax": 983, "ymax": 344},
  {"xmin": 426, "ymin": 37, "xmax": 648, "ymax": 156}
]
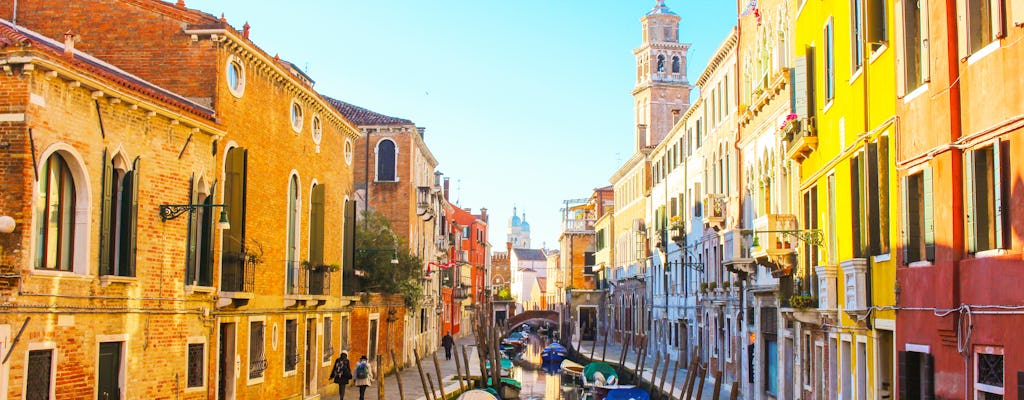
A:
[{"xmin": 159, "ymin": 203, "xmax": 225, "ymax": 221}]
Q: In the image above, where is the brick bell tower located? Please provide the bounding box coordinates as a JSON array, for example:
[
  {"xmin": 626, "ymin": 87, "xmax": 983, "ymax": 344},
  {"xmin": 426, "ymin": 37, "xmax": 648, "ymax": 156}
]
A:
[{"xmin": 633, "ymin": 0, "xmax": 692, "ymax": 151}]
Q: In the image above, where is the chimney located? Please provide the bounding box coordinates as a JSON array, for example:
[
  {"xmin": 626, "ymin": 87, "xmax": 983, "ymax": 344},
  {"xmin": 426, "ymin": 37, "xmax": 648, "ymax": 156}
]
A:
[
  {"xmin": 480, "ymin": 208, "xmax": 488, "ymax": 222},
  {"xmin": 62, "ymin": 30, "xmax": 76, "ymax": 57},
  {"xmin": 243, "ymin": 22, "xmax": 251, "ymax": 39},
  {"xmin": 175, "ymin": 0, "xmax": 185, "ymax": 7},
  {"xmin": 416, "ymin": 127, "xmax": 426, "ymax": 138},
  {"xmin": 443, "ymin": 178, "xmax": 450, "ymax": 201}
]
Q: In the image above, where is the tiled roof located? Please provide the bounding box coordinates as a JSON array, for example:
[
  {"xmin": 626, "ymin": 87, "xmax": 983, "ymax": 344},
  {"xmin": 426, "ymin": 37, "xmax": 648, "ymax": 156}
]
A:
[
  {"xmin": 322, "ymin": 96, "xmax": 413, "ymax": 126},
  {"xmin": 513, "ymin": 248, "xmax": 547, "ymax": 262},
  {"xmin": 0, "ymin": 19, "xmax": 215, "ymax": 120}
]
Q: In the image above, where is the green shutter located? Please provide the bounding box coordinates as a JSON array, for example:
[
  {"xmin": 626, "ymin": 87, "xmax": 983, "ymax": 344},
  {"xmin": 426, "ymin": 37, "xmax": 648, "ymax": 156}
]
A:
[
  {"xmin": 964, "ymin": 151, "xmax": 976, "ymax": 253},
  {"xmin": 99, "ymin": 149, "xmax": 113, "ymax": 276},
  {"xmin": 200, "ymin": 182, "xmax": 217, "ymax": 286},
  {"xmin": 993, "ymin": 141, "xmax": 1006, "ymax": 249},
  {"xmin": 310, "ymin": 184, "xmax": 325, "ymax": 265},
  {"xmin": 185, "ymin": 173, "xmax": 197, "ymax": 285},
  {"xmin": 342, "ymin": 199, "xmax": 357, "ymax": 296},
  {"xmin": 923, "ymin": 166, "xmax": 935, "ymax": 261},
  {"xmin": 900, "ymin": 175, "xmax": 910, "ymax": 264},
  {"xmin": 126, "ymin": 157, "xmax": 140, "ymax": 277}
]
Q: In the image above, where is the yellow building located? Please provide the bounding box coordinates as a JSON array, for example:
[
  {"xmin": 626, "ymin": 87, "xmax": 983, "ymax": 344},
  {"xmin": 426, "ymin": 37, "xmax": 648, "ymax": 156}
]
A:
[{"xmin": 791, "ymin": 0, "xmax": 898, "ymax": 398}]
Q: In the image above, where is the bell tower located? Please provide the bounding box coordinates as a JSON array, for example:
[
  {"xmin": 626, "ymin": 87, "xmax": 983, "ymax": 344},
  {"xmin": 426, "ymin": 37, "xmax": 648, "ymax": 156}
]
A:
[{"xmin": 633, "ymin": 0, "xmax": 691, "ymax": 151}]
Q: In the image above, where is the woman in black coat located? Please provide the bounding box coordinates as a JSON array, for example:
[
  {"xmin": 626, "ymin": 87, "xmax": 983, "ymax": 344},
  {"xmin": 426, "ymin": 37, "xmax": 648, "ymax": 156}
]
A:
[{"xmin": 329, "ymin": 351, "xmax": 352, "ymax": 399}]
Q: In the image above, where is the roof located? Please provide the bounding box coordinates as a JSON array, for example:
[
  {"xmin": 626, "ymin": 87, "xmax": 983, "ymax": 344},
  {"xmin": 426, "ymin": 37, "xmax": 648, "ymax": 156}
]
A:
[
  {"xmin": 322, "ymin": 96, "xmax": 413, "ymax": 126},
  {"xmin": 646, "ymin": 0, "xmax": 677, "ymax": 16},
  {"xmin": 0, "ymin": 18, "xmax": 215, "ymax": 120},
  {"xmin": 513, "ymin": 248, "xmax": 547, "ymax": 262},
  {"xmin": 536, "ymin": 277, "xmax": 547, "ymax": 292}
]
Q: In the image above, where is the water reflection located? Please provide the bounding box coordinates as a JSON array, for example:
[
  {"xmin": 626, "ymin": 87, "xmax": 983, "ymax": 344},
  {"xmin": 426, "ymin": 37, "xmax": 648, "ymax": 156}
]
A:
[{"xmin": 508, "ymin": 334, "xmax": 581, "ymax": 400}]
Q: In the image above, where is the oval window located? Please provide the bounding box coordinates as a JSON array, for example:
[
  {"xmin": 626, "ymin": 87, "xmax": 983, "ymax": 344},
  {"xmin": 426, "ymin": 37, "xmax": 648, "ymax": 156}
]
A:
[
  {"xmin": 226, "ymin": 57, "xmax": 245, "ymax": 97},
  {"xmin": 290, "ymin": 101, "xmax": 304, "ymax": 133},
  {"xmin": 311, "ymin": 115, "xmax": 322, "ymax": 144}
]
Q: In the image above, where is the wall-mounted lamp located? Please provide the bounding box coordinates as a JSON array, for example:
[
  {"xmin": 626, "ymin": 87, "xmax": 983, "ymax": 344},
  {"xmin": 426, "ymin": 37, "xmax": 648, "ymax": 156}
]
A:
[
  {"xmin": 0, "ymin": 216, "xmax": 15, "ymax": 234},
  {"xmin": 357, "ymin": 248, "xmax": 399, "ymax": 264},
  {"xmin": 159, "ymin": 203, "xmax": 230, "ymax": 230}
]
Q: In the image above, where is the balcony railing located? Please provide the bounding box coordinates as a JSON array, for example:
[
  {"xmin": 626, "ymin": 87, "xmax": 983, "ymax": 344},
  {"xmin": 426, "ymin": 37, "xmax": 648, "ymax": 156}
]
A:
[
  {"xmin": 750, "ymin": 214, "xmax": 800, "ymax": 273},
  {"xmin": 562, "ymin": 219, "xmax": 596, "ymax": 233},
  {"xmin": 783, "ymin": 116, "xmax": 818, "ymax": 162},
  {"xmin": 221, "ymin": 252, "xmax": 256, "ymax": 293},
  {"xmin": 287, "ymin": 261, "xmax": 331, "ymax": 296}
]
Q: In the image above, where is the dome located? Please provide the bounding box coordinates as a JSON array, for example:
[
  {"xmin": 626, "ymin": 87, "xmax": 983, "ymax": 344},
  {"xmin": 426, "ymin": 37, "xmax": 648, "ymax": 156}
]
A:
[
  {"xmin": 511, "ymin": 215, "xmax": 522, "ymax": 226},
  {"xmin": 521, "ymin": 220, "xmax": 530, "ymax": 231}
]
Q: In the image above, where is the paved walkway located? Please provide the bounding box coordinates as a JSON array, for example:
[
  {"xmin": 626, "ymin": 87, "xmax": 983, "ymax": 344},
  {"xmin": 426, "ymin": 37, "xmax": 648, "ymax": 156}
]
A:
[
  {"xmin": 323, "ymin": 334, "xmax": 476, "ymax": 400},
  {"xmin": 574, "ymin": 339, "xmax": 741, "ymax": 400}
]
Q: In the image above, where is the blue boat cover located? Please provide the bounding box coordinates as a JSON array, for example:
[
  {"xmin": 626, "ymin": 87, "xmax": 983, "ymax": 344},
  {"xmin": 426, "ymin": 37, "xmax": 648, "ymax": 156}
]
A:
[{"xmin": 604, "ymin": 387, "xmax": 651, "ymax": 400}]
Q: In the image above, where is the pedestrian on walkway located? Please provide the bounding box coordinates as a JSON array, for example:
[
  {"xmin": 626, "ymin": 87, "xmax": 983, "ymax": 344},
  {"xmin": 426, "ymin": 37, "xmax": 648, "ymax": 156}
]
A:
[
  {"xmin": 329, "ymin": 351, "xmax": 352, "ymax": 399},
  {"xmin": 353, "ymin": 355, "xmax": 374, "ymax": 400},
  {"xmin": 442, "ymin": 332, "xmax": 454, "ymax": 360}
]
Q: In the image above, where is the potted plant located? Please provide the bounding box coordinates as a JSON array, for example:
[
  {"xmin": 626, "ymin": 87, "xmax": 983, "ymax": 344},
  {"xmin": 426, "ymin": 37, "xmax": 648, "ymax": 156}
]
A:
[
  {"xmin": 722, "ymin": 281, "xmax": 732, "ymax": 290},
  {"xmin": 699, "ymin": 282, "xmax": 709, "ymax": 294},
  {"xmin": 301, "ymin": 260, "xmax": 340, "ymax": 272},
  {"xmin": 708, "ymin": 281, "xmax": 718, "ymax": 292},
  {"xmin": 788, "ymin": 294, "xmax": 816, "ymax": 309},
  {"xmin": 669, "ymin": 215, "xmax": 685, "ymax": 242}
]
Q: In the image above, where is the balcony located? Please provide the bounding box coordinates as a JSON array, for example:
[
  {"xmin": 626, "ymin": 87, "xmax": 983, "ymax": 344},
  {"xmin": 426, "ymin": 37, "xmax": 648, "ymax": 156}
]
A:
[
  {"xmin": 416, "ymin": 186, "xmax": 435, "ymax": 220},
  {"xmin": 286, "ymin": 261, "xmax": 332, "ymax": 306},
  {"xmin": 783, "ymin": 116, "xmax": 818, "ymax": 162},
  {"xmin": 562, "ymin": 218, "xmax": 596, "ymax": 233},
  {"xmin": 702, "ymin": 194, "xmax": 727, "ymax": 230},
  {"xmin": 218, "ymin": 252, "xmax": 256, "ymax": 308},
  {"xmin": 750, "ymin": 214, "xmax": 800, "ymax": 274},
  {"xmin": 840, "ymin": 258, "xmax": 869, "ymax": 318}
]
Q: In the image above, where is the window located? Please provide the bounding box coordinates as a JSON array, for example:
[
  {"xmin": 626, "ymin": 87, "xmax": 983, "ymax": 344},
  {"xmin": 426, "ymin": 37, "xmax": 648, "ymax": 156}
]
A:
[
  {"xmin": 341, "ymin": 315, "xmax": 350, "ymax": 349},
  {"xmin": 26, "ymin": 348, "xmax": 54, "ymax": 400},
  {"xmin": 34, "ymin": 153, "xmax": 76, "ymax": 271},
  {"xmin": 99, "ymin": 153, "xmax": 138, "ymax": 277},
  {"xmin": 803, "ymin": 186, "xmax": 819, "ymax": 294},
  {"xmin": 960, "ymin": 0, "xmax": 1007, "ymax": 57},
  {"xmin": 187, "ymin": 342, "xmax": 205, "ymax": 388},
  {"xmin": 852, "ymin": 137, "xmax": 890, "ymax": 257},
  {"xmin": 761, "ymin": 307, "xmax": 778, "ymax": 395},
  {"xmin": 828, "ymin": 174, "xmax": 838, "ymax": 263},
  {"xmin": 657, "ymin": 55, "xmax": 665, "ymax": 72},
  {"xmin": 368, "ymin": 317, "xmax": 379, "ymax": 361},
  {"xmin": 903, "ymin": 167, "xmax": 934, "ymax": 263},
  {"xmin": 221, "ymin": 147, "xmax": 248, "ymax": 292},
  {"xmin": 898, "ymin": 350, "xmax": 934, "ymax": 398},
  {"xmin": 899, "ymin": 0, "xmax": 929, "ymax": 93},
  {"xmin": 672, "ymin": 56, "xmax": 681, "ymax": 73},
  {"xmin": 965, "ymin": 141, "xmax": 1010, "ymax": 253},
  {"xmin": 824, "ymin": 16, "xmax": 835, "ymax": 101},
  {"xmin": 975, "ymin": 348, "xmax": 1004, "ymax": 399},
  {"xmin": 376, "ymin": 139, "xmax": 397, "ymax": 182},
  {"xmin": 344, "ymin": 139, "xmax": 353, "ymax": 165},
  {"xmin": 286, "ymin": 176, "xmax": 301, "ymax": 294},
  {"xmin": 311, "ymin": 115, "xmax": 322, "ymax": 144},
  {"xmin": 290, "ymin": 100, "xmax": 304, "ymax": 133},
  {"xmin": 285, "ymin": 319, "xmax": 298, "ymax": 372},
  {"xmin": 227, "ymin": 56, "xmax": 245, "ymax": 97},
  {"xmin": 867, "ymin": 0, "xmax": 888, "ymax": 52},
  {"xmin": 185, "ymin": 176, "xmax": 214, "ymax": 287},
  {"xmin": 852, "ymin": 0, "xmax": 865, "ymax": 70},
  {"xmin": 249, "ymin": 320, "xmax": 267, "ymax": 380},
  {"xmin": 323, "ymin": 317, "xmax": 333, "ymax": 364}
]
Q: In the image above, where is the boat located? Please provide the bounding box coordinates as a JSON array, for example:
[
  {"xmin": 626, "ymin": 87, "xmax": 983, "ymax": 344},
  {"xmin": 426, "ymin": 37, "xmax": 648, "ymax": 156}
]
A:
[
  {"xmin": 540, "ymin": 342, "xmax": 568, "ymax": 363},
  {"xmin": 560, "ymin": 359, "xmax": 584, "ymax": 378},
  {"xmin": 457, "ymin": 389, "xmax": 501, "ymax": 400},
  {"xmin": 602, "ymin": 386, "xmax": 650, "ymax": 400},
  {"xmin": 582, "ymin": 361, "xmax": 619, "ymax": 388},
  {"xmin": 485, "ymin": 377, "xmax": 522, "ymax": 400},
  {"xmin": 485, "ymin": 358, "xmax": 514, "ymax": 376}
]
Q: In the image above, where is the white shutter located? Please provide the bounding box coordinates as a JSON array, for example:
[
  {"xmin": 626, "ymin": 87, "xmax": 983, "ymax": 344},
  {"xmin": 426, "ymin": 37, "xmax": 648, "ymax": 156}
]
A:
[
  {"xmin": 794, "ymin": 56, "xmax": 809, "ymax": 117},
  {"xmin": 956, "ymin": 0, "xmax": 969, "ymax": 60},
  {"xmin": 895, "ymin": 0, "xmax": 907, "ymax": 97},
  {"xmin": 921, "ymin": 0, "xmax": 931, "ymax": 82}
]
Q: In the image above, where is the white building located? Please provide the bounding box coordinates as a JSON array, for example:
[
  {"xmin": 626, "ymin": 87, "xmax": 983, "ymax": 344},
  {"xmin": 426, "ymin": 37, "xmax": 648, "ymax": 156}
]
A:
[{"xmin": 509, "ymin": 248, "xmax": 547, "ymax": 312}]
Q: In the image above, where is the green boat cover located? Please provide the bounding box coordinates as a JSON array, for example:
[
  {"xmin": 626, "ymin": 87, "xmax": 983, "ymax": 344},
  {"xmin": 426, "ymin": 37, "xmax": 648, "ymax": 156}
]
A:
[
  {"xmin": 485, "ymin": 377, "xmax": 522, "ymax": 389},
  {"xmin": 583, "ymin": 362, "xmax": 618, "ymax": 381},
  {"xmin": 485, "ymin": 358, "xmax": 513, "ymax": 370}
]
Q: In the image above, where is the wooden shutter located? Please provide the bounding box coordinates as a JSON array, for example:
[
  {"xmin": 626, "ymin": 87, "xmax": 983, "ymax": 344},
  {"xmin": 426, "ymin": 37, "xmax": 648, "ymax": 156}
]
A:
[
  {"xmin": 126, "ymin": 157, "xmax": 140, "ymax": 277},
  {"xmin": 923, "ymin": 166, "xmax": 935, "ymax": 261},
  {"xmin": 901, "ymin": 175, "xmax": 910, "ymax": 264},
  {"xmin": 956, "ymin": 0, "xmax": 969, "ymax": 60},
  {"xmin": 342, "ymin": 199, "xmax": 357, "ymax": 296},
  {"xmin": 964, "ymin": 150, "xmax": 977, "ymax": 253},
  {"xmin": 921, "ymin": 0, "xmax": 931, "ymax": 82},
  {"xmin": 185, "ymin": 174, "xmax": 197, "ymax": 284},
  {"xmin": 897, "ymin": 351, "xmax": 908, "ymax": 400},
  {"xmin": 1014, "ymin": 0, "xmax": 1024, "ymax": 26},
  {"xmin": 994, "ymin": 0, "xmax": 1008, "ymax": 38},
  {"xmin": 895, "ymin": 0, "xmax": 907, "ymax": 97},
  {"xmin": 99, "ymin": 149, "xmax": 113, "ymax": 276},
  {"xmin": 922, "ymin": 353, "xmax": 935, "ymax": 400},
  {"xmin": 793, "ymin": 56, "xmax": 808, "ymax": 117},
  {"xmin": 201, "ymin": 183, "xmax": 217, "ymax": 286},
  {"xmin": 994, "ymin": 140, "xmax": 1007, "ymax": 249},
  {"xmin": 806, "ymin": 46, "xmax": 816, "ymax": 116},
  {"xmin": 310, "ymin": 184, "xmax": 325, "ymax": 265}
]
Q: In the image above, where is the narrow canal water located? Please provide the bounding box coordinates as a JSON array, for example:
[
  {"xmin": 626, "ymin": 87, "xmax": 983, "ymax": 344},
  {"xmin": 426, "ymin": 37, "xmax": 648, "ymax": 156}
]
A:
[{"xmin": 507, "ymin": 333, "xmax": 581, "ymax": 400}]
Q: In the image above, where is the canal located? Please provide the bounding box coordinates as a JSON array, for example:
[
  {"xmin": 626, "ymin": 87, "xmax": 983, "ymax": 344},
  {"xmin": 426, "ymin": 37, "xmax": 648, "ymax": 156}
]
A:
[{"xmin": 506, "ymin": 333, "xmax": 581, "ymax": 400}]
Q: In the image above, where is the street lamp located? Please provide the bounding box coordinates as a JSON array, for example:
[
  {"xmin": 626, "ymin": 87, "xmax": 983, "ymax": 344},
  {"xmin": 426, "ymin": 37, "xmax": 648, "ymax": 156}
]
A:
[
  {"xmin": 357, "ymin": 248, "xmax": 400, "ymax": 264},
  {"xmin": 159, "ymin": 203, "xmax": 230, "ymax": 230}
]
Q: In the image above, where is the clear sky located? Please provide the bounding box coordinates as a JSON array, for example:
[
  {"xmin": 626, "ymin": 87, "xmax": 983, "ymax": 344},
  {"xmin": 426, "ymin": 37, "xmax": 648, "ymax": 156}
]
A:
[{"xmin": 188, "ymin": 0, "xmax": 739, "ymax": 249}]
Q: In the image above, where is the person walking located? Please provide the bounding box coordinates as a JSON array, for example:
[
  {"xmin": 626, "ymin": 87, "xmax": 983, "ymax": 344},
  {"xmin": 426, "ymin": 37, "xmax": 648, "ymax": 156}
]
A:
[
  {"xmin": 441, "ymin": 332, "xmax": 454, "ymax": 361},
  {"xmin": 329, "ymin": 351, "xmax": 352, "ymax": 399},
  {"xmin": 353, "ymin": 355, "xmax": 374, "ymax": 400}
]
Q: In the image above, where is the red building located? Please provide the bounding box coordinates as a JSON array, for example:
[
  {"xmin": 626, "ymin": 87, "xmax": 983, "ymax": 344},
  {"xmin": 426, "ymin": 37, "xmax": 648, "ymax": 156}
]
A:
[
  {"xmin": 441, "ymin": 201, "xmax": 488, "ymax": 336},
  {"xmin": 895, "ymin": 1, "xmax": 1024, "ymax": 398}
]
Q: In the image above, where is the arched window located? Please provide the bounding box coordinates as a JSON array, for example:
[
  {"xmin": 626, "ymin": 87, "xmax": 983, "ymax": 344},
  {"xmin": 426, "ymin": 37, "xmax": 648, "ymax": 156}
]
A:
[
  {"xmin": 35, "ymin": 153, "xmax": 77, "ymax": 271},
  {"xmin": 221, "ymin": 146, "xmax": 248, "ymax": 291},
  {"xmin": 286, "ymin": 175, "xmax": 300, "ymax": 293},
  {"xmin": 657, "ymin": 55, "xmax": 666, "ymax": 72},
  {"xmin": 672, "ymin": 56, "xmax": 681, "ymax": 73},
  {"xmin": 99, "ymin": 152, "xmax": 139, "ymax": 277},
  {"xmin": 376, "ymin": 140, "xmax": 397, "ymax": 182}
]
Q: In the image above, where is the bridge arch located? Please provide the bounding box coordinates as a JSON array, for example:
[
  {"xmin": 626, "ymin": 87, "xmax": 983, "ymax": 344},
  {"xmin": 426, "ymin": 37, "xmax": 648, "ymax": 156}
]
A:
[{"xmin": 502, "ymin": 310, "xmax": 559, "ymax": 337}]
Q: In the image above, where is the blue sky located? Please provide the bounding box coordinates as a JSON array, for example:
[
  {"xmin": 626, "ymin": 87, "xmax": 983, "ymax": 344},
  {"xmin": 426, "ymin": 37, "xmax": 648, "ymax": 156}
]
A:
[{"xmin": 188, "ymin": 0, "xmax": 738, "ymax": 248}]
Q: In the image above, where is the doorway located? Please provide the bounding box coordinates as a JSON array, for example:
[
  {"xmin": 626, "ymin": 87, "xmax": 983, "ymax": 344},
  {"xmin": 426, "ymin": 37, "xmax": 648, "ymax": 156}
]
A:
[
  {"xmin": 305, "ymin": 319, "xmax": 317, "ymax": 396},
  {"xmin": 579, "ymin": 306, "xmax": 597, "ymax": 341},
  {"xmin": 218, "ymin": 323, "xmax": 236, "ymax": 400},
  {"xmin": 97, "ymin": 342, "xmax": 122, "ymax": 400}
]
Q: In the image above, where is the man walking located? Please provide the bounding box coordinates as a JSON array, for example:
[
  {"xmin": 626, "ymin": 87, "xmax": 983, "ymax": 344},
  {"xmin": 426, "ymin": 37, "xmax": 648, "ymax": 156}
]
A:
[
  {"xmin": 329, "ymin": 351, "xmax": 351, "ymax": 399},
  {"xmin": 441, "ymin": 332, "xmax": 454, "ymax": 360}
]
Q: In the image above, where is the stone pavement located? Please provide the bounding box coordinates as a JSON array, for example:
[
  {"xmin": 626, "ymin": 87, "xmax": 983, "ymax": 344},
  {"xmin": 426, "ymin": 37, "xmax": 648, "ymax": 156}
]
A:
[
  {"xmin": 322, "ymin": 334, "xmax": 477, "ymax": 400},
  {"xmin": 574, "ymin": 339, "xmax": 741, "ymax": 400}
]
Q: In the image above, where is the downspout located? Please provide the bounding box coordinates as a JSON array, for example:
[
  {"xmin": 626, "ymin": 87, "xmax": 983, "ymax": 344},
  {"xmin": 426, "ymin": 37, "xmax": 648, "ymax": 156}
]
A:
[
  {"xmin": 943, "ymin": 0, "xmax": 967, "ymax": 396},
  {"xmin": 861, "ymin": 0, "xmax": 875, "ymax": 327}
]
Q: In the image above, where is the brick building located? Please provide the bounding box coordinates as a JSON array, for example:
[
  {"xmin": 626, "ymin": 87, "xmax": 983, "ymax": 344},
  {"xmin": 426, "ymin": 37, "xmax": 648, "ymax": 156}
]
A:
[
  {"xmin": 0, "ymin": 1, "xmax": 361, "ymax": 398},
  {"xmin": 327, "ymin": 98, "xmax": 446, "ymax": 366},
  {"xmin": 444, "ymin": 203, "xmax": 488, "ymax": 336}
]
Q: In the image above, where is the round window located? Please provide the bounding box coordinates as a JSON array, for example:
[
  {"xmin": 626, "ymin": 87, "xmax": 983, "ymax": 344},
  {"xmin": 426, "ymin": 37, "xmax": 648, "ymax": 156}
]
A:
[
  {"xmin": 226, "ymin": 57, "xmax": 245, "ymax": 97},
  {"xmin": 344, "ymin": 139, "xmax": 353, "ymax": 165},
  {"xmin": 311, "ymin": 115, "xmax": 322, "ymax": 144},
  {"xmin": 290, "ymin": 101, "xmax": 304, "ymax": 133}
]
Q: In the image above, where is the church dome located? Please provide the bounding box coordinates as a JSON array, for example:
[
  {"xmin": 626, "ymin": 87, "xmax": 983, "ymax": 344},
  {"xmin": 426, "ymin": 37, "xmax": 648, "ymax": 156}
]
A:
[
  {"xmin": 511, "ymin": 215, "xmax": 522, "ymax": 226},
  {"xmin": 521, "ymin": 220, "xmax": 530, "ymax": 231}
]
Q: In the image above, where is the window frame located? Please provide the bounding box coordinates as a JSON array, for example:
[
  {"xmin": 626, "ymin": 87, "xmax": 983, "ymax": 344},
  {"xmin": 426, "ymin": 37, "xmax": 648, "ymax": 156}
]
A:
[
  {"xmin": 311, "ymin": 114, "xmax": 323, "ymax": 145},
  {"xmin": 965, "ymin": 140, "xmax": 1009, "ymax": 254},
  {"xmin": 25, "ymin": 342, "xmax": 57, "ymax": 400},
  {"xmin": 226, "ymin": 55, "xmax": 246, "ymax": 98},
  {"xmin": 284, "ymin": 318, "xmax": 298, "ymax": 376},
  {"xmin": 290, "ymin": 99, "xmax": 304, "ymax": 133},
  {"xmin": 375, "ymin": 139, "xmax": 399, "ymax": 182},
  {"xmin": 824, "ymin": 16, "xmax": 836, "ymax": 103},
  {"xmin": 186, "ymin": 336, "xmax": 207, "ymax": 391},
  {"xmin": 33, "ymin": 147, "xmax": 90, "ymax": 275},
  {"xmin": 974, "ymin": 346, "xmax": 1004, "ymax": 399},
  {"xmin": 344, "ymin": 139, "xmax": 354, "ymax": 166},
  {"xmin": 322, "ymin": 316, "xmax": 334, "ymax": 367},
  {"xmin": 248, "ymin": 317, "xmax": 267, "ymax": 384}
]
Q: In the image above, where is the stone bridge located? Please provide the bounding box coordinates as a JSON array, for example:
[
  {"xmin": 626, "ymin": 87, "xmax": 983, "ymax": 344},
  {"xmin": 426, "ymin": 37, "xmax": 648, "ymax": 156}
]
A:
[{"xmin": 502, "ymin": 310, "xmax": 559, "ymax": 336}]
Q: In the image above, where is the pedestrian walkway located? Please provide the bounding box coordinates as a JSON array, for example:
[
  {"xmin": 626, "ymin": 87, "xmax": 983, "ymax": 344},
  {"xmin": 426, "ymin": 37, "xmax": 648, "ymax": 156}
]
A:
[
  {"xmin": 575, "ymin": 339, "xmax": 740, "ymax": 400},
  {"xmin": 323, "ymin": 334, "xmax": 476, "ymax": 400}
]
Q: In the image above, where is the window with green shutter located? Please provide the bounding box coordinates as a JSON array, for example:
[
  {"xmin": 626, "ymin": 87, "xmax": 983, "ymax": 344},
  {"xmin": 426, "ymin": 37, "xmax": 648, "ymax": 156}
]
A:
[
  {"xmin": 965, "ymin": 142, "xmax": 1009, "ymax": 253},
  {"xmin": 221, "ymin": 147, "xmax": 248, "ymax": 292},
  {"xmin": 903, "ymin": 167, "xmax": 935, "ymax": 264},
  {"xmin": 99, "ymin": 152, "xmax": 138, "ymax": 277}
]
